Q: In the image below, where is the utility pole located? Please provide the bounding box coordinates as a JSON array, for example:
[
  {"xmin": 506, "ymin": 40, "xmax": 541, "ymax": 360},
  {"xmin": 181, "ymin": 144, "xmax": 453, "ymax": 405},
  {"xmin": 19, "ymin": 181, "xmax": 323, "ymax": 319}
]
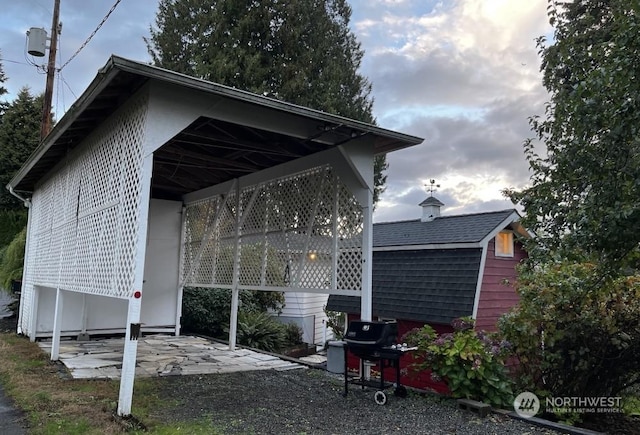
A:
[{"xmin": 40, "ymin": 0, "xmax": 60, "ymax": 141}]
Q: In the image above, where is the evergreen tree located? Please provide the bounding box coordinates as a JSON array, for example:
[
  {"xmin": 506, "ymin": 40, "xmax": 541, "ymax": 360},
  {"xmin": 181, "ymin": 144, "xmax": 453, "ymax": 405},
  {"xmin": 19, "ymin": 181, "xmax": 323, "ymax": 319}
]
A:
[
  {"xmin": 0, "ymin": 88, "xmax": 43, "ymax": 209},
  {"xmin": 0, "ymin": 52, "xmax": 8, "ymax": 117},
  {"xmin": 506, "ymin": 0, "xmax": 640, "ymax": 271},
  {"xmin": 146, "ymin": 0, "xmax": 387, "ymax": 203}
]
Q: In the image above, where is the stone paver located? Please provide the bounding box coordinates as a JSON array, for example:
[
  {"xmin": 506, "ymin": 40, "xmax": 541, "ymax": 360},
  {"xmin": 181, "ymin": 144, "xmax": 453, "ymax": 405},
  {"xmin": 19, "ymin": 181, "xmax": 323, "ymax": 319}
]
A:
[{"xmin": 38, "ymin": 334, "xmax": 314, "ymax": 380}]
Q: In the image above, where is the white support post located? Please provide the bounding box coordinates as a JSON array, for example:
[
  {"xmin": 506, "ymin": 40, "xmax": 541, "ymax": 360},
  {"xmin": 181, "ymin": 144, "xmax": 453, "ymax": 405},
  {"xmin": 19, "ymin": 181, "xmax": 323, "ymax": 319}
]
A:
[
  {"xmin": 50, "ymin": 288, "xmax": 64, "ymax": 360},
  {"xmin": 228, "ymin": 181, "xmax": 241, "ymax": 350},
  {"xmin": 331, "ymin": 176, "xmax": 339, "ymax": 291},
  {"xmin": 175, "ymin": 206, "xmax": 187, "ymax": 336},
  {"xmin": 29, "ymin": 286, "xmax": 39, "ymax": 342},
  {"xmin": 360, "ymin": 188, "xmax": 373, "ymax": 322},
  {"xmin": 117, "ymin": 298, "xmax": 142, "ymax": 416},
  {"xmin": 117, "ymin": 153, "xmax": 153, "ymax": 417}
]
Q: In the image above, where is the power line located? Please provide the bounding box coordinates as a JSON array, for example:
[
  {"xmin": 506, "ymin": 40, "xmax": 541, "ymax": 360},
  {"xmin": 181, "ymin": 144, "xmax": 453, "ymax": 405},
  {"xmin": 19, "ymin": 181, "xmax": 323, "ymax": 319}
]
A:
[
  {"xmin": 59, "ymin": 0, "xmax": 122, "ymax": 72},
  {"xmin": 2, "ymin": 58, "xmax": 32, "ymax": 66}
]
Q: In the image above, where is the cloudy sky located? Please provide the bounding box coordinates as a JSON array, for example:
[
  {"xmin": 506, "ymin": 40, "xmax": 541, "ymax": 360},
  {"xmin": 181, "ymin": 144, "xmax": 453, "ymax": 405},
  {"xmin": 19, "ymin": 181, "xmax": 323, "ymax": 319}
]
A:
[{"xmin": 0, "ymin": 0, "xmax": 553, "ymax": 222}]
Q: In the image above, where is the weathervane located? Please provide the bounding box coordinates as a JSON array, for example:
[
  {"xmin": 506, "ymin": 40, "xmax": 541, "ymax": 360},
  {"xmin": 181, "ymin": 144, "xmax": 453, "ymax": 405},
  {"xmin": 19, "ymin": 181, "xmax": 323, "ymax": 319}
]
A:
[{"xmin": 425, "ymin": 179, "xmax": 440, "ymax": 197}]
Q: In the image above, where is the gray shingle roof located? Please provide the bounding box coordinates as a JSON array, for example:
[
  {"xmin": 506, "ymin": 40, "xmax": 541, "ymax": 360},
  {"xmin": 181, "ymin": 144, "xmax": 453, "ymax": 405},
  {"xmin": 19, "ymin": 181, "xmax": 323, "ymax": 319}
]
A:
[
  {"xmin": 373, "ymin": 209, "xmax": 516, "ymax": 247},
  {"xmin": 326, "ymin": 248, "xmax": 482, "ymax": 324}
]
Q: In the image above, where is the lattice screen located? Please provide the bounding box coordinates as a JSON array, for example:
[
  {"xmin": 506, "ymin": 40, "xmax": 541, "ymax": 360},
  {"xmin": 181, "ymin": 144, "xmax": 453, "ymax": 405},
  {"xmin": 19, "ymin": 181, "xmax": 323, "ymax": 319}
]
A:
[
  {"xmin": 182, "ymin": 165, "xmax": 363, "ymax": 293},
  {"xmin": 20, "ymin": 94, "xmax": 148, "ymax": 328}
]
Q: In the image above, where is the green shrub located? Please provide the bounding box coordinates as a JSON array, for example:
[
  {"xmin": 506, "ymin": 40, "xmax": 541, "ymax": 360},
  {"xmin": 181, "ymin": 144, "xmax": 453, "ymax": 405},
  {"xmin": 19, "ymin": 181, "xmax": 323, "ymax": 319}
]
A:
[
  {"xmin": 0, "ymin": 210, "xmax": 27, "ymax": 248},
  {"xmin": 283, "ymin": 322, "xmax": 304, "ymax": 347},
  {"xmin": 235, "ymin": 311, "xmax": 286, "ymax": 352},
  {"xmin": 181, "ymin": 287, "xmax": 285, "ymax": 338},
  {"xmin": 403, "ymin": 316, "xmax": 514, "ymax": 407},
  {"xmin": 499, "ymin": 261, "xmax": 640, "ymax": 401},
  {"xmin": 324, "ymin": 306, "xmax": 345, "ymax": 340},
  {"xmin": 181, "ymin": 287, "xmax": 232, "ymax": 337},
  {"xmin": 0, "ymin": 227, "xmax": 26, "ymax": 290}
]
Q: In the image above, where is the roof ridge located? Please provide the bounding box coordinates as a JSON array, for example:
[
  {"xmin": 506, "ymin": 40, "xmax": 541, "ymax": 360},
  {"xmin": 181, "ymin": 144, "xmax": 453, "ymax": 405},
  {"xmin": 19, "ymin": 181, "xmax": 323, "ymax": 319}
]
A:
[{"xmin": 374, "ymin": 208, "xmax": 516, "ymax": 226}]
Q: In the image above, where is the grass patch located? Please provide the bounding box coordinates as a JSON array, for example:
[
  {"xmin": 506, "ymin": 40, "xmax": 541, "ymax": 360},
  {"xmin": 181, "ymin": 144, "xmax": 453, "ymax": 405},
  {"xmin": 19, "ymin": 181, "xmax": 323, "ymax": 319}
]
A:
[
  {"xmin": 0, "ymin": 332, "xmax": 232, "ymax": 434},
  {"xmin": 0, "ymin": 332, "xmax": 123, "ymax": 434}
]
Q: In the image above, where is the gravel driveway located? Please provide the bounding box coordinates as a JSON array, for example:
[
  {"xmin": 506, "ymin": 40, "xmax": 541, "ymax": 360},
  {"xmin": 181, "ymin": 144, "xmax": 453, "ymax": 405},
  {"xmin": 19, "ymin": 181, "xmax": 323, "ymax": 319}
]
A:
[{"xmin": 150, "ymin": 368, "xmax": 560, "ymax": 434}]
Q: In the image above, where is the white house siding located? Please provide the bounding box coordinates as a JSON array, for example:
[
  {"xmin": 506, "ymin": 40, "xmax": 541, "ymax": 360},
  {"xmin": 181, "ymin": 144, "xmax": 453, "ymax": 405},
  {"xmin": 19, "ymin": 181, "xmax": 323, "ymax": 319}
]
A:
[{"xmin": 279, "ymin": 292, "xmax": 331, "ymax": 345}]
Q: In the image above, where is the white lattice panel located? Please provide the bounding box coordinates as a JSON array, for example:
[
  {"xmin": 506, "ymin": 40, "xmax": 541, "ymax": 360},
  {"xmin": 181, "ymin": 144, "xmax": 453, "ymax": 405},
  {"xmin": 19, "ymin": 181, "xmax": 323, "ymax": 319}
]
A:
[
  {"xmin": 20, "ymin": 94, "xmax": 148, "ymax": 303},
  {"xmin": 182, "ymin": 165, "xmax": 363, "ymax": 293}
]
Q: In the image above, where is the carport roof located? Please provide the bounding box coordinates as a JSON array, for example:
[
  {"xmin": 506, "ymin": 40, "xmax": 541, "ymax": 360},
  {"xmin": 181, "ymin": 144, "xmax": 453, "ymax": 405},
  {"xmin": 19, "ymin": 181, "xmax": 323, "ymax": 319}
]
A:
[{"xmin": 8, "ymin": 55, "xmax": 424, "ymax": 198}]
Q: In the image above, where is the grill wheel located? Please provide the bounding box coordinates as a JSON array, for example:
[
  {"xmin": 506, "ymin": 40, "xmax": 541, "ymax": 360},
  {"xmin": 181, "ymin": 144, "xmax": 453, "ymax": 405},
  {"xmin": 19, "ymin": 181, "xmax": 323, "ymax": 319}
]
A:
[{"xmin": 374, "ymin": 390, "xmax": 387, "ymax": 405}]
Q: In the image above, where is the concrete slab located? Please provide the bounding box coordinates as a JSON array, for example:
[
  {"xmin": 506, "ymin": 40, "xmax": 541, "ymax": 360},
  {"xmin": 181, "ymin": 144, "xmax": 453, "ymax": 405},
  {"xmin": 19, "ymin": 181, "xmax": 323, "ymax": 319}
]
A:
[{"xmin": 38, "ymin": 334, "xmax": 308, "ymax": 380}]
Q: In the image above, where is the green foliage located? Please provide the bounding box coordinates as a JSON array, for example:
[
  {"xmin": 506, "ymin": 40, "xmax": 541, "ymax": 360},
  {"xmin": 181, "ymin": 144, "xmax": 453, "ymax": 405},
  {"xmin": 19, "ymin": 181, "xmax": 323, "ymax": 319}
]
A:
[
  {"xmin": 181, "ymin": 287, "xmax": 285, "ymax": 338},
  {"xmin": 235, "ymin": 311, "xmax": 286, "ymax": 352},
  {"xmin": 0, "ymin": 51, "xmax": 8, "ymax": 115},
  {"xmin": 282, "ymin": 322, "xmax": 304, "ymax": 347},
  {"xmin": 499, "ymin": 261, "xmax": 640, "ymax": 401},
  {"xmin": 505, "ymin": 0, "xmax": 640, "ymax": 271},
  {"xmin": 403, "ymin": 317, "xmax": 513, "ymax": 407},
  {"xmin": 0, "ymin": 88, "xmax": 43, "ymax": 209},
  {"xmin": 323, "ymin": 306, "xmax": 345, "ymax": 340},
  {"xmin": 0, "ymin": 228, "xmax": 26, "ymax": 290},
  {"xmin": 146, "ymin": 0, "xmax": 387, "ymax": 203},
  {"xmin": 0, "ymin": 210, "xmax": 27, "ymax": 248}
]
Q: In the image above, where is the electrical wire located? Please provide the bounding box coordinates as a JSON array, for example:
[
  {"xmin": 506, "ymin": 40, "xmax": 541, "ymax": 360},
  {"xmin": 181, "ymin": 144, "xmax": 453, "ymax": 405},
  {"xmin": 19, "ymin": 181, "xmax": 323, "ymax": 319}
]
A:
[
  {"xmin": 59, "ymin": 0, "xmax": 122, "ymax": 71},
  {"xmin": 59, "ymin": 74, "xmax": 77, "ymax": 100},
  {"xmin": 1, "ymin": 59, "xmax": 32, "ymax": 66},
  {"xmin": 23, "ymin": 34, "xmax": 46, "ymax": 72}
]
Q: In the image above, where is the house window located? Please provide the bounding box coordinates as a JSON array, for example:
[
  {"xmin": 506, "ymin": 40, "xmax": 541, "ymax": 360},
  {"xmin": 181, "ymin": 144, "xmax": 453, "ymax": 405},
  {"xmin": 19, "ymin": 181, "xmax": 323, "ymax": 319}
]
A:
[{"xmin": 495, "ymin": 231, "xmax": 514, "ymax": 257}]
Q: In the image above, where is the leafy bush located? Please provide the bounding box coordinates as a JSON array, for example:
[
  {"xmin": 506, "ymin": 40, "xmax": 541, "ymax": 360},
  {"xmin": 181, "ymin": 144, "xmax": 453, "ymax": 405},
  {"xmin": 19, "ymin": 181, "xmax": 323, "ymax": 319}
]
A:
[
  {"xmin": 0, "ymin": 210, "xmax": 27, "ymax": 248},
  {"xmin": 0, "ymin": 228, "xmax": 26, "ymax": 290},
  {"xmin": 235, "ymin": 311, "xmax": 286, "ymax": 352},
  {"xmin": 181, "ymin": 287, "xmax": 232, "ymax": 337},
  {"xmin": 181, "ymin": 287, "xmax": 285, "ymax": 338},
  {"xmin": 324, "ymin": 306, "xmax": 345, "ymax": 340},
  {"xmin": 283, "ymin": 322, "xmax": 303, "ymax": 347},
  {"xmin": 403, "ymin": 316, "xmax": 513, "ymax": 407},
  {"xmin": 499, "ymin": 261, "xmax": 640, "ymax": 400}
]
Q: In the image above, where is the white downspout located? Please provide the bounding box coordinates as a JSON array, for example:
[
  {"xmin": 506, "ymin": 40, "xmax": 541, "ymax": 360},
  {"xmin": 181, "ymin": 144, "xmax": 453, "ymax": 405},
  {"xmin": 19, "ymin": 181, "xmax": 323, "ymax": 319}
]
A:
[
  {"xmin": 7, "ymin": 186, "xmax": 31, "ymax": 336},
  {"xmin": 8, "ymin": 186, "xmax": 31, "ymax": 207}
]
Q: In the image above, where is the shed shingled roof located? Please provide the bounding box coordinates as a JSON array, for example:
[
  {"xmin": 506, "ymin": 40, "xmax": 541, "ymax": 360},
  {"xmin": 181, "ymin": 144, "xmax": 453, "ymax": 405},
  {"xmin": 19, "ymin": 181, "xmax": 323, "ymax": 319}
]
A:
[
  {"xmin": 326, "ymin": 248, "xmax": 482, "ymax": 324},
  {"xmin": 373, "ymin": 209, "xmax": 517, "ymax": 247}
]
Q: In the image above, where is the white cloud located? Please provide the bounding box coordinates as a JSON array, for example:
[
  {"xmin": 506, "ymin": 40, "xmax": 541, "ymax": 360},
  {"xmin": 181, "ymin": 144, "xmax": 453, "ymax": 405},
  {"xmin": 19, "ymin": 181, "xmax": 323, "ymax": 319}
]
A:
[
  {"xmin": 351, "ymin": 0, "xmax": 551, "ymax": 222},
  {"xmin": 0, "ymin": 0, "xmax": 551, "ymax": 223}
]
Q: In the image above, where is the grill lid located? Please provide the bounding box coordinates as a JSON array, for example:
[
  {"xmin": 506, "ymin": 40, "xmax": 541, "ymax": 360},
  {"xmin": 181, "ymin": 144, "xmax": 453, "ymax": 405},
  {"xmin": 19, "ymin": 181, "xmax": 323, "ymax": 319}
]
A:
[{"xmin": 345, "ymin": 320, "xmax": 398, "ymax": 347}]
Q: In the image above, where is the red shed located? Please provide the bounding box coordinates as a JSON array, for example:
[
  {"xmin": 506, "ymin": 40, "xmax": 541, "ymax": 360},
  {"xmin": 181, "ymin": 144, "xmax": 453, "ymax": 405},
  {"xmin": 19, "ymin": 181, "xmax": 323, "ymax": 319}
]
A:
[{"xmin": 326, "ymin": 196, "xmax": 529, "ymax": 391}]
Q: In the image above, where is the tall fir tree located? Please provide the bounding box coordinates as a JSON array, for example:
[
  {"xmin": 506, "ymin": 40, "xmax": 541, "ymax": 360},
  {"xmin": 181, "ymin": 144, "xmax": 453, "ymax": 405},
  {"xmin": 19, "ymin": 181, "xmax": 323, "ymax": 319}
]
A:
[
  {"xmin": 0, "ymin": 51, "xmax": 8, "ymax": 117},
  {"xmin": 507, "ymin": 0, "xmax": 640, "ymax": 271},
  {"xmin": 0, "ymin": 88, "xmax": 43, "ymax": 209},
  {"xmin": 146, "ymin": 0, "xmax": 387, "ymax": 203}
]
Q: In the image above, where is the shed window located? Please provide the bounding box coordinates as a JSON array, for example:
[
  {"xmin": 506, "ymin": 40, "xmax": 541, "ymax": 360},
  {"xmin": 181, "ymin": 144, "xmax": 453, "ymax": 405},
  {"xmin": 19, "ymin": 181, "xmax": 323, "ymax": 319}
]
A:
[{"xmin": 495, "ymin": 231, "xmax": 514, "ymax": 257}]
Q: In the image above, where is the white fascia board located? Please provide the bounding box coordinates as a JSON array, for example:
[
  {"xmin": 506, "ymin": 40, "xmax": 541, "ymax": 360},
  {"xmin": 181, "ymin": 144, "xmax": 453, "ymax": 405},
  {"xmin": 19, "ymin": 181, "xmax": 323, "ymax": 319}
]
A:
[
  {"xmin": 478, "ymin": 211, "xmax": 522, "ymax": 246},
  {"xmin": 373, "ymin": 242, "xmax": 482, "ymax": 251},
  {"xmin": 111, "ymin": 56, "xmax": 423, "ymax": 151},
  {"xmin": 471, "ymin": 242, "xmax": 489, "ymax": 320}
]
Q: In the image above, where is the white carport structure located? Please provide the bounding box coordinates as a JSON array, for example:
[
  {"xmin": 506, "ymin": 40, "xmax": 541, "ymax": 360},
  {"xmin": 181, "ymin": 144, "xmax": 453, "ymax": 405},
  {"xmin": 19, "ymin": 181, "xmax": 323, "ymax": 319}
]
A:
[{"xmin": 7, "ymin": 56, "xmax": 423, "ymax": 416}]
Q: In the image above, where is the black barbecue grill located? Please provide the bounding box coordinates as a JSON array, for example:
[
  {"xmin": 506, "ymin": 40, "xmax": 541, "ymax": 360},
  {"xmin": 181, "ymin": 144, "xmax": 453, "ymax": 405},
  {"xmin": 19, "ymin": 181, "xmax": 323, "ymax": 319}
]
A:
[{"xmin": 342, "ymin": 320, "xmax": 416, "ymax": 405}]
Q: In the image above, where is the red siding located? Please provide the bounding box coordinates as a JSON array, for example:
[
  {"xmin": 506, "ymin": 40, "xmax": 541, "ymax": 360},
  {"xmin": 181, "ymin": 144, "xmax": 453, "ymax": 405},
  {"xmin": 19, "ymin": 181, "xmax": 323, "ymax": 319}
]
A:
[
  {"xmin": 345, "ymin": 314, "xmax": 451, "ymax": 393},
  {"xmin": 475, "ymin": 238, "xmax": 527, "ymax": 331}
]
